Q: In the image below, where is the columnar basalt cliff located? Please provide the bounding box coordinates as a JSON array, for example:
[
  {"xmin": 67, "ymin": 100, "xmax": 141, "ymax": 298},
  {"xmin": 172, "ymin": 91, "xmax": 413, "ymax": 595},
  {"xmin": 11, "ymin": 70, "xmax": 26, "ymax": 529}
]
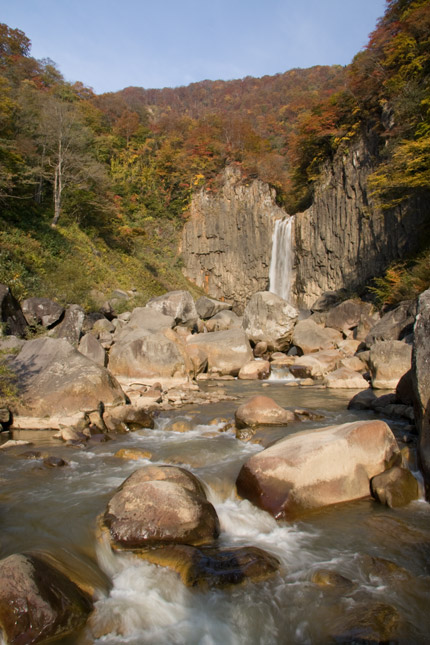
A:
[
  {"xmin": 181, "ymin": 139, "xmax": 428, "ymax": 310},
  {"xmin": 181, "ymin": 166, "xmax": 283, "ymax": 312},
  {"xmin": 293, "ymin": 137, "xmax": 428, "ymax": 308}
]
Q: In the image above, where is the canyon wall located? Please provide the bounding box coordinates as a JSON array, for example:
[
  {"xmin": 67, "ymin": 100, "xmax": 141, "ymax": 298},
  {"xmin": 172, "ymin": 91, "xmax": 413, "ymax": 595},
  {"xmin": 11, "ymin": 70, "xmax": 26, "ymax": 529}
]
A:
[
  {"xmin": 181, "ymin": 166, "xmax": 284, "ymax": 312},
  {"xmin": 182, "ymin": 140, "xmax": 428, "ymax": 310},
  {"xmin": 293, "ymin": 136, "xmax": 429, "ymax": 308}
]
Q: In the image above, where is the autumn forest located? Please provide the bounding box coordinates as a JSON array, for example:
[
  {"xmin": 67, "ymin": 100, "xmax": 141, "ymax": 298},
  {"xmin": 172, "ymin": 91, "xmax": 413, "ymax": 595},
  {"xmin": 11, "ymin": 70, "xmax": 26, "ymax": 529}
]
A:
[{"xmin": 0, "ymin": 0, "xmax": 429, "ymax": 306}]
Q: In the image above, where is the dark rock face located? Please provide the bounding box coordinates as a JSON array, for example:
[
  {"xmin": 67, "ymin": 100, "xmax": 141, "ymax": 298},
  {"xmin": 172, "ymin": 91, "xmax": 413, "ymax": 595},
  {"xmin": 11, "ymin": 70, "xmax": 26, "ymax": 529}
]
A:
[
  {"xmin": 0, "ymin": 284, "xmax": 27, "ymax": 337},
  {"xmin": 181, "ymin": 166, "xmax": 282, "ymax": 313},
  {"xmin": 0, "ymin": 552, "xmax": 92, "ymax": 645},
  {"xmin": 371, "ymin": 466, "xmax": 419, "ymax": 508},
  {"xmin": 138, "ymin": 544, "xmax": 280, "ymax": 589},
  {"xmin": 412, "ymin": 288, "xmax": 430, "ymax": 498},
  {"xmin": 293, "ymin": 137, "xmax": 428, "ymax": 308}
]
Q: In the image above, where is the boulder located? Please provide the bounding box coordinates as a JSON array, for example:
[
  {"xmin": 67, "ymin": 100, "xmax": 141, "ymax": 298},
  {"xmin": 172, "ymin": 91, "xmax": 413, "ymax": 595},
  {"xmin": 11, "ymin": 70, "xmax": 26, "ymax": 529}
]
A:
[
  {"xmin": 12, "ymin": 337, "xmax": 126, "ymax": 416},
  {"xmin": 103, "ymin": 405, "xmax": 154, "ymax": 433},
  {"xmin": 236, "ymin": 419, "xmax": 399, "ymax": 519},
  {"xmin": 146, "ymin": 290, "xmax": 198, "ymax": 326},
  {"xmin": 325, "ymin": 299, "xmax": 376, "ymax": 335},
  {"xmin": 324, "ymin": 367, "xmax": 369, "ymax": 389},
  {"xmin": 348, "ymin": 389, "xmax": 378, "ymax": 410},
  {"xmin": 53, "ymin": 304, "xmax": 85, "ymax": 346},
  {"xmin": 329, "ymin": 602, "xmax": 400, "ymax": 644},
  {"xmin": 137, "ymin": 544, "xmax": 279, "ymax": 589},
  {"xmin": 369, "ymin": 340, "xmax": 412, "ymax": 389},
  {"xmin": 205, "ymin": 310, "xmax": 242, "ymax": 332},
  {"xmin": 340, "ymin": 356, "xmax": 366, "ymax": 372},
  {"xmin": 310, "ymin": 290, "xmax": 345, "ymax": 313},
  {"xmin": 21, "ymin": 297, "xmax": 64, "ymax": 328},
  {"xmin": 292, "ymin": 349, "xmax": 341, "ymax": 378},
  {"xmin": 292, "ymin": 318, "xmax": 342, "ymax": 354},
  {"xmin": 412, "ymin": 288, "xmax": 430, "ymax": 498},
  {"xmin": 103, "ymin": 465, "xmax": 220, "ymax": 548},
  {"xmin": 0, "ymin": 552, "xmax": 92, "ymax": 644},
  {"xmin": 91, "ymin": 317, "xmax": 115, "ymax": 336},
  {"xmin": 195, "ymin": 296, "xmax": 232, "ymax": 319},
  {"xmin": 242, "ymin": 291, "xmax": 298, "ymax": 351},
  {"xmin": 119, "ymin": 307, "xmax": 175, "ymax": 336},
  {"xmin": 0, "ymin": 284, "xmax": 27, "ymax": 337},
  {"xmin": 78, "ymin": 333, "xmax": 106, "ymax": 366},
  {"xmin": 187, "ymin": 329, "xmax": 253, "ymax": 376},
  {"xmin": 235, "ymin": 395, "xmax": 296, "ymax": 429},
  {"xmin": 238, "ymin": 360, "xmax": 270, "ymax": 380},
  {"xmin": 370, "ymin": 466, "xmax": 419, "ymax": 508},
  {"xmin": 396, "ymin": 369, "xmax": 415, "ymax": 406},
  {"xmin": 108, "ymin": 329, "xmax": 186, "ymax": 379},
  {"xmin": 184, "ymin": 343, "xmax": 208, "ymax": 377},
  {"xmin": 0, "ymin": 335, "xmax": 26, "ymax": 352},
  {"xmin": 365, "ymin": 300, "xmax": 417, "ymax": 347}
]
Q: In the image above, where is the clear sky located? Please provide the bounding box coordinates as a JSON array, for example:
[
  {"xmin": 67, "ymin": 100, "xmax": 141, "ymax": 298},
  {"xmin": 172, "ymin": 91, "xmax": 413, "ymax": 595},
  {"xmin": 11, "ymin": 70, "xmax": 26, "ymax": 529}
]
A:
[{"xmin": 2, "ymin": 0, "xmax": 388, "ymax": 95}]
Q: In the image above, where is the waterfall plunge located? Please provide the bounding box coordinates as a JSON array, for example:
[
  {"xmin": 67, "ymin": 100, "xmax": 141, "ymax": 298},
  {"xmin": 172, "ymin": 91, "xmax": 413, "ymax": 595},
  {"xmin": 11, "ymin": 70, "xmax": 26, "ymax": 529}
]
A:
[{"xmin": 269, "ymin": 216, "xmax": 294, "ymax": 302}]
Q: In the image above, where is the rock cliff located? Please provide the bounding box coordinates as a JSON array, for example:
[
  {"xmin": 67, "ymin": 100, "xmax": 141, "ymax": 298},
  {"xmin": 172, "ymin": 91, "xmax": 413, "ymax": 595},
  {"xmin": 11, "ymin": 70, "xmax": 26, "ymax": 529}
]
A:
[
  {"xmin": 181, "ymin": 139, "xmax": 428, "ymax": 310},
  {"xmin": 180, "ymin": 166, "xmax": 283, "ymax": 312},
  {"xmin": 293, "ymin": 136, "xmax": 428, "ymax": 308}
]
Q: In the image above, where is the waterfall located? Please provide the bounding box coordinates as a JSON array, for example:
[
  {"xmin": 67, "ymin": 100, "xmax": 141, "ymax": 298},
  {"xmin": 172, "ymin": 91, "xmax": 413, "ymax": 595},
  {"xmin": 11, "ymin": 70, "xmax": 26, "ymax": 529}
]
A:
[{"xmin": 269, "ymin": 216, "xmax": 294, "ymax": 302}]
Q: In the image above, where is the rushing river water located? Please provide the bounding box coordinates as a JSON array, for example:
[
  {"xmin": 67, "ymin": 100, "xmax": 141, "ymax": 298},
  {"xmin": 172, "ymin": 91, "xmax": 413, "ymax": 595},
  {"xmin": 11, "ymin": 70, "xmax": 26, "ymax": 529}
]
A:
[{"xmin": 1, "ymin": 380, "xmax": 429, "ymax": 644}]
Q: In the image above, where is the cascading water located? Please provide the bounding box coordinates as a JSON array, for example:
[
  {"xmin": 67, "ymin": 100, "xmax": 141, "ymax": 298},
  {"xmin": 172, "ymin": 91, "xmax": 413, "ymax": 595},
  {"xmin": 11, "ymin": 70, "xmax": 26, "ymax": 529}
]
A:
[{"xmin": 269, "ymin": 216, "xmax": 294, "ymax": 303}]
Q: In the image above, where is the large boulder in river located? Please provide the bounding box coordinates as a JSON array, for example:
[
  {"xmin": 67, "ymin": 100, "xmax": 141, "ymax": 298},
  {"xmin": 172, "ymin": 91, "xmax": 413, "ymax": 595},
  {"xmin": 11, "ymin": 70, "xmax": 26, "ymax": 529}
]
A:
[
  {"xmin": 146, "ymin": 290, "xmax": 198, "ymax": 326},
  {"xmin": 236, "ymin": 420, "xmax": 399, "ymax": 519},
  {"xmin": 187, "ymin": 329, "xmax": 253, "ymax": 376},
  {"xmin": 12, "ymin": 337, "xmax": 126, "ymax": 416},
  {"xmin": 292, "ymin": 318, "xmax": 342, "ymax": 354},
  {"xmin": 369, "ymin": 340, "xmax": 412, "ymax": 389},
  {"xmin": 412, "ymin": 288, "xmax": 430, "ymax": 498},
  {"xmin": 242, "ymin": 291, "xmax": 298, "ymax": 351},
  {"xmin": 0, "ymin": 552, "xmax": 92, "ymax": 644},
  {"xmin": 103, "ymin": 465, "xmax": 220, "ymax": 548},
  {"xmin": 0, "ymin": 284, "xmax": 27, "ymax": 337},
  {"xmin": 109, "ymin": 328, "xmax": 187, "ymax": 380},
  {"xmin": 235, "ymin": 395, "xmax": 296, "ymax": 429}
]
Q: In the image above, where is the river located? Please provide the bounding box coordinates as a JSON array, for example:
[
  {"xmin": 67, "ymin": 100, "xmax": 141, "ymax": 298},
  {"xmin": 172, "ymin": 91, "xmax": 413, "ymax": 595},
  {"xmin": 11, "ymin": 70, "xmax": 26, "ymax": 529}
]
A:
[{"xmin": 1, "ymin": 379, "xmax": 429, "ymax": 644}]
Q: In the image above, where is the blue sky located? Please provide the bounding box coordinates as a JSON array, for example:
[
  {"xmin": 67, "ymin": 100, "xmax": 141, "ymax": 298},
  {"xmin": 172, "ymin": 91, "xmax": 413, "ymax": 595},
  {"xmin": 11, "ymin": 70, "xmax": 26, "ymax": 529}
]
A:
[{"xmin": 2, "ymin": 0, "xmax": 387, "ymax": 94}]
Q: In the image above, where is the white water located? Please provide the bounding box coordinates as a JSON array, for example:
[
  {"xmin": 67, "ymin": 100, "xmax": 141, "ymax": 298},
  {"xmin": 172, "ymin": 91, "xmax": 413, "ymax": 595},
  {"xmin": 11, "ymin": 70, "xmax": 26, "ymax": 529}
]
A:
[{"xmin": 269, "ymin": 217, "xmax": 294, "ymax": 303}]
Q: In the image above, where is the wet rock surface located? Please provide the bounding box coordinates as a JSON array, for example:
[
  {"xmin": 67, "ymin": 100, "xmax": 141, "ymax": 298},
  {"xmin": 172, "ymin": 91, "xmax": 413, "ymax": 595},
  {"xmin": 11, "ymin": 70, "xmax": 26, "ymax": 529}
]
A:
[{"xmin": 0, "ymin": 552, "xmax": 92, "ymax": 645}]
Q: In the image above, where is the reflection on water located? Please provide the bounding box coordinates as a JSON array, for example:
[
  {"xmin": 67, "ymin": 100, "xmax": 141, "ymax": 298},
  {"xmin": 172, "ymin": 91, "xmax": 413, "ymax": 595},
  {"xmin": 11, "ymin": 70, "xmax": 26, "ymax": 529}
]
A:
[{"xmin": 0, "ymin": 381, "xmax": 429, "ymax": 644}]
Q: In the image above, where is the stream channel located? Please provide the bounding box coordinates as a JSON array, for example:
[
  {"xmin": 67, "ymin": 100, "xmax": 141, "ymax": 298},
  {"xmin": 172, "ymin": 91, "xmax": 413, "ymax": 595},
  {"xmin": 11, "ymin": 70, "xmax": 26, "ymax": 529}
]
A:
[{"xmin": 1, "ymin": 379, "xmax": 430, "ymax": 644}]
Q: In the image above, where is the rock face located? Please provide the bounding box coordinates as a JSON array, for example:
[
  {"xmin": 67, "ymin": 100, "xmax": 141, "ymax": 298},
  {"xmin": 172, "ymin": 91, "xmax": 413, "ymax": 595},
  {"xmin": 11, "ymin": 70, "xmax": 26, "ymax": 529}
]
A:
[
  {"xmin": 412, "ymin": 288, "xmax": 430, "ymax": 498},
  {"xmin": 293, "ymin": 137, "xmax": 428, "ymax": 307},
  {"xmin": 0, "ymin": 552, "xmax": 92, "ymax": 644},
  {"xmin": 236, "ymin": 420, "xmax": 399, "ymax": 519},
  {"xmin": 181, "ymin": 166, "xmax": 282, "ymax": 312},
  {"xmin": 242, "ymin": 291, "xmax": 298, "ymax": 351},
  {"xmin": 103, "ymin": 465, "xmax": 220, "ymax": 549},
  {"xmin": 12, "ymin": 337, "xmax": 126, "ymax": 416}
]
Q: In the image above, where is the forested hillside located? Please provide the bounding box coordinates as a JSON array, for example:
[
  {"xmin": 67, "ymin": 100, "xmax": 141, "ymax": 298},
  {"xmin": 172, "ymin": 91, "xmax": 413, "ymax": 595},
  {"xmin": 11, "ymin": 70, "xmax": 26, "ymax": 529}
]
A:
[{"xmin": 0, "ymin": 0, "xmax": 429, "ymax": 307}]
